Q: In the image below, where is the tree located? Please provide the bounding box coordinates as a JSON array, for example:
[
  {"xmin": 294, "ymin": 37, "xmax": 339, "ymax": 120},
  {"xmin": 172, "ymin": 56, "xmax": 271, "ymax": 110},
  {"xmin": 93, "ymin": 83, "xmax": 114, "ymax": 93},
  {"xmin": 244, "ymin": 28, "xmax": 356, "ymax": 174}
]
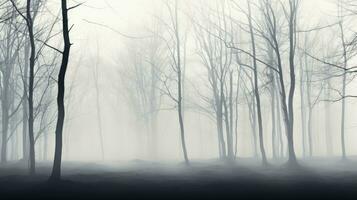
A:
[
  {"xmin": 159, "ymin": 0, "xmax": 189, "ymax": 164},
  {"xmin": 93, "ymin": 45, "xmax": 104, "ymax": 160},
  {"xmin": 50, "ymin": 0, "xmax": 72, "ymax": 181},
  {"xmin": 0, "ymin": 5, "xmax": 24, "ymax": 164},
  {"xmin": 246, "ymin": 0, "xmax": 268, "ymax": 165},
  {"xmin": 10, "ymin": 0, "xmax": 55, "ymax": 174},
  {"xmin": 258, "ymin": 0, "xmax": 299, "ymax": 165},
  {"xmin": 118, "ymin": 28, "xmax": 163, "ymax": 159},
  {"xmin": 286, "ymin": 0, "xmax": 299, "ymax": 165},
  {"xmin": 192, "ymin": 0, "xmax": 237, "ymax": 161},
  {"xmin": 338, "ymin": 0, "xmax": 348, "ymax": 160}
]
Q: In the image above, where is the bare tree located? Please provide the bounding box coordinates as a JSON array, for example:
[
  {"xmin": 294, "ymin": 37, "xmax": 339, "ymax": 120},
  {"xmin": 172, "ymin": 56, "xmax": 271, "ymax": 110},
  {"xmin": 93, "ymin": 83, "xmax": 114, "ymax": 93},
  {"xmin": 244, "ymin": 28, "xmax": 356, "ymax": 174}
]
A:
[
  {"xmin": 93, "ymin": 44, "xmax": 104, "ymax": 160},
  {"xmin": 0, "ymin": 5, "xmax": 24, "ymax": 164},
  {"xmin": 158, "ymin": 0, "xmax": 189, "ymax": 164},
  {"xmin": 246, "ymin": 0, "xmax": 268, "ymax": 165},
  {"xmin": 50, "ymin": 0, "xmax": 73, "ymax": 181}
]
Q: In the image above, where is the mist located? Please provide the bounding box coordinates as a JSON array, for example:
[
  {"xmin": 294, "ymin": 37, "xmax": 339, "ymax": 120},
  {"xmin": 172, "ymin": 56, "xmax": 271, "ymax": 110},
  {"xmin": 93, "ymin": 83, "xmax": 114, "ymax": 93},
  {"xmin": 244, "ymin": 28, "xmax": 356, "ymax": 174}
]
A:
[{"xmin": 1, "ymin": 0, "xmax": 357, "ymax": 199}]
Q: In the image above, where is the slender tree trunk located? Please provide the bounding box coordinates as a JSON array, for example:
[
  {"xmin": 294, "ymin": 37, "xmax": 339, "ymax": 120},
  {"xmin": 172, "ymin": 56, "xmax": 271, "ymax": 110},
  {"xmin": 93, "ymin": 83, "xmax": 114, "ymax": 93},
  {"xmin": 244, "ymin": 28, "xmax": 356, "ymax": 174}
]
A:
[
  {"xmin": 304, "ymin": 47, "xmax": 313, "ymax": 158},
  {"xmin": 340, "ymin": 83, "xmax": 346, "ymax": 159},
  {"xmin": 286, "ymin": 0, "xmax": 298, "ymax": 165},
  {"xmin": 149, "ymin": 62, "xmax": 158, "ymax": 159},
  {"xmin": 250, "ymin": 93, "xmax": 258, "ymax": 158},
  {"xmin": 94, "ymin": 74, "xmax": 104, "ymax": 160},
  {"xmin": 178, "ymin": 74, "xmax": 189, "ymax": 164},
  {"xmin": 174, "ymin": 0, "xmax": 189, "ymax": 165},
  {"xmin": 228, "ymin": 71, "xmax": 234, "ymax": 160},
  {"xmin": 275, "ymin": 83, "xmax": 284, "ymax": 158},
  {"xmin": 247, "ymin": 1, "xmax": 267, "ymax": 165},
  {"xmin": 234, "ymin": 69, "xmax": 240, "ymax": 158},
  {"xmin": 299, "ymin": 60, "xmax": 307, "ymax": 158},
  {"xmin": 307, "ymin": 106, "xmax": 313, "ymax": 157},
  {"xmin": 26, "ymin": 0, "xmax": 36, "ymax": 175},
  {"xmin": 324, "ymin": 80, "xmax": 333, "ymax": 156},
  {"xmin": 50, "ymin": 0, "xmax": 71, "ymax": 181},
  {"xmin": 1, "ymin": 101, "xmax": 9, "ymax": 163},
  {"xmin": 216, "ymin": 107, "xmax": 226, "ymax": 158},
  {"xmin": 339, "ymin": 21, "xmax": 347, "ymax": 160},
  {"xmin": 271, "ymin": 83, "xmax": 277, "ymax": 160},
  {"xmin": 217, "ymin": 79, "xmax": 227, "ymax": 159},
  {"xmin": 223, "ymin": 89, "xmax": 233, "ymax": 160},
  {"xmin": 0, "ymin": 34, "xmax": 11, "ymax": 164},
  {"xmin": 269, "ymin": 51, "xmax": 279, "ymax": 159},
  {"xmin": 22, "ymin": 43, "xmax": 29, "ymax": 161}
]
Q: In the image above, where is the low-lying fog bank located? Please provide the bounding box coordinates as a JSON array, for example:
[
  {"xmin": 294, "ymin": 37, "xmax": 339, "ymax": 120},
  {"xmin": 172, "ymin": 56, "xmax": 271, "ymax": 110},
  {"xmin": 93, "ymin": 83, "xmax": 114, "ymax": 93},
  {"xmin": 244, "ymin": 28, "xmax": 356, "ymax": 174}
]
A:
[{"xmin": 1, "ymin": 158, "xmax": 357, "ymax": 199}]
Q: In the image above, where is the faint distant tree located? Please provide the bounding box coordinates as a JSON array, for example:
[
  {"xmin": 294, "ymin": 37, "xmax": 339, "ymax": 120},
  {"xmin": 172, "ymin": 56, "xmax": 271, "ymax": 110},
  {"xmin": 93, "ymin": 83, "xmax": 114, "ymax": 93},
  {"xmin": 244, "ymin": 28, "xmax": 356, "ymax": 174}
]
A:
[
  {"xmin": 246, "ymin": 0, "xmax": 268, "ymax": 165},
  {"xmin": 300, "ymin": 35, "xmax": 324, "ymax": 157},
  {"xmin": 159, "ymin": 0, "xmax": 189, "ymax": 164},
  {"xmin": 241, "ymin": 68, "xmax": 259, "ymax": 158},
  {"xmin": 118, "ymin": 26, "xmax": 163, "ymax": 159},
  {"xmin": 0, "ymin": 5, "xmax": 24, "ymax": 164},
  {"xmin": 308, "ymin": 0, "xmax": 357, "ymax": 160},
  {"xmin": 93, "ymin": 45, "xmax": 104, "ymax": 160},
  {"xmin": 337, "ymin": 0, "xmax": 349, "ymax": 160},
  {"xmin": 192, "ymin": 0, "xmax": 238, "ymax": 161}
]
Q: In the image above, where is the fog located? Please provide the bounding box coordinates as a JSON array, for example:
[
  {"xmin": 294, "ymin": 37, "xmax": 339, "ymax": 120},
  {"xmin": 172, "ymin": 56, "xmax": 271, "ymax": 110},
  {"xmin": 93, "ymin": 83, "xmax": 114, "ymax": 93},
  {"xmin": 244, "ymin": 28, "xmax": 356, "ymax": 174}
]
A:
[
  {"xmin": 2, "ymin": 0, "xmax": 357, "ymax": 199},
  {"xmin": 52, "ymin": 0, "xmax": 357, "ymax": 162}
]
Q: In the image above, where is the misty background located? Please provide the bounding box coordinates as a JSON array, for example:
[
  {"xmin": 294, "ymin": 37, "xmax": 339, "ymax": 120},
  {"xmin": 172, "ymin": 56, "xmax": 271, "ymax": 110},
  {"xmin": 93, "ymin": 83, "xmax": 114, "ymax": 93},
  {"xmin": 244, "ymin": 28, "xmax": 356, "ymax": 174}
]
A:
[
  {"xmin": 2, "ymin": 0, "xmax": 357, "ymax": 163},
  {"xmin": 56, "ymin": 0, "xmax": 356, "ymax": 161}
]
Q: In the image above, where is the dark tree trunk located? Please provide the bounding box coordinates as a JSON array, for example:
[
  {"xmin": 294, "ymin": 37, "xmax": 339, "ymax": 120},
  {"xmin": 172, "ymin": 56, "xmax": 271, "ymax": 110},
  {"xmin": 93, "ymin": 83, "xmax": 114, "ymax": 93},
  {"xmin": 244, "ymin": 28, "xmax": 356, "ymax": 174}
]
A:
[
  {"xmin": 50, "ymin": 0, "xmax": 71, "ymax": 181},
  {"xmin": 26, "ymin": 0, "xmax": 36, "ymax": 175},
  {"xmin": 286, "ymin": 0, "xmax": 298, "ymax": 165}
]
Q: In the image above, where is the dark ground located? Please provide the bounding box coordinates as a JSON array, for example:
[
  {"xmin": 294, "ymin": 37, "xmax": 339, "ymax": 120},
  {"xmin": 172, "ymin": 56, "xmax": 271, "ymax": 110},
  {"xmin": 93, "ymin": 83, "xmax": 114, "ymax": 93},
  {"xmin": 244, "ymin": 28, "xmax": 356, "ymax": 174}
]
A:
[{"xmin": 1, "ymin": 158, "xmax": 357, "ymax": 199}]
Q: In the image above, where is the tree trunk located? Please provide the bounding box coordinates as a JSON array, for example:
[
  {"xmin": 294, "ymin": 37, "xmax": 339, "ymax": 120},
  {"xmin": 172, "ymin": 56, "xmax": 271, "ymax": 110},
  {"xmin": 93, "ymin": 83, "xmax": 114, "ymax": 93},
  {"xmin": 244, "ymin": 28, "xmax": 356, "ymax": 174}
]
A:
[
  {"xmin": 94, "ymin": 72, "xmax": 104, "ymax": 160},
  {"xmin": 22, "ymin": 43, "xmax": 29, "ymax": 161},
  {"xmin": 299, "ymin": 60, "xmax": 307, "ymax": 158},
  {"xmin": 1, "ymin": 102, "xmax": 9, "ymax": 163},
  {"xmin": 247, "ymin": 1, "xmax": 268, "ymax": 165},
  {"xmin": 339, "ymin": 21, "xmax": 347, "ymax": 160},
  {"xmin": 149, "ymin": 62, "xmax": 158, "ymax": 159},
  {"xmin": 173, "ymin": 0, "xmax": 189, "ymax": 165},
  {"xmin": 228, "ymin": 71, "xmax": 234, "ymax": 160},
  {"xmin": 50, "ymin": 0, "xmax": 71, "ymax": 181},
  {"xmin": 26, "ymin": 0, "xmax": 36, "ymax": 175},
  {"xmin": 286, "ymin": 0, "xmax": 298, "ymax": 165},
  {"xmin": 271, "ymin": 82, "xmax": 277, "ymax": 160},
  {"xmin": 324, "ymin": 80, "xmax": 333, "ymax": 155}
]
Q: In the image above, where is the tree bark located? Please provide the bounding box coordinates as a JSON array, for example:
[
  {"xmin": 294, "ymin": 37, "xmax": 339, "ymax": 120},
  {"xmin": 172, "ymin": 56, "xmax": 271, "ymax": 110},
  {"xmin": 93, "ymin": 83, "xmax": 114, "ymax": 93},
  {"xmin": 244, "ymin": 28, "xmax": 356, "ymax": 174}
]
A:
[
  {"xmin": 26, "ymin": 0, "xmax": 36, "ymax": 175},
  {"xmin": 50, "ymin": 0, "xmax": 71, "ymax": 181}
]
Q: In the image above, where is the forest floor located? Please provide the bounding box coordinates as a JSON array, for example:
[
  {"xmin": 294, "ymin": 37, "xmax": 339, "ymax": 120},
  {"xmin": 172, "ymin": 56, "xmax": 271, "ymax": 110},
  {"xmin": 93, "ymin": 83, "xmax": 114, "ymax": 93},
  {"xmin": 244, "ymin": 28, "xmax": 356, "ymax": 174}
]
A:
[{"xmin": 1, "ymin": 157, "xmax": 357, "ymax": 199}]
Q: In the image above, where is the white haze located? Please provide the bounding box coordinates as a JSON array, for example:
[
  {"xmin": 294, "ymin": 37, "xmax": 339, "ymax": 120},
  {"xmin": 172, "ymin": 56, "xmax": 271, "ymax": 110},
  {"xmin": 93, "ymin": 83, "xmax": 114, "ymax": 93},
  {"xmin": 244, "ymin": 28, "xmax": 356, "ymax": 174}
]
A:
[{"xmin": 35, "ymin": 0, "xmax": 357, "ymax": 162}]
